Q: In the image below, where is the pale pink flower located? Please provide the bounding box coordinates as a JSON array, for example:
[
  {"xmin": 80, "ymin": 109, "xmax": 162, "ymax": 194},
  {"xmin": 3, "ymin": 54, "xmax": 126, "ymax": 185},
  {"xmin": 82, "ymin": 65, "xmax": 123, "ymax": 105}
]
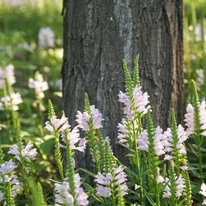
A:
[
  {"xmin": 0, "ymin": 160, "xmax": 21, "ymax": 199},
  {"xmin": 117, "ymin": 119, "xmax": 127, "ymax": 143},
  {"xmin": 184, "ymin": 104, "xmax": 194, "ymax": 135},
  {"xmin": 8, "ymin": 142, "xmax": 37, "ymax": 162},
  {"xmin": 28, "ymin": 72, "xmax": 48, "ymax": 99},
  {"xmin": 0, "ymin": 160, "xmax": 16, "ymax": 174},
  {"xmin": 54, "ymin": 174, "xmax": 88, "ymax": 206},
  {"xmin": 96, "ymin": 185, "xmax": 111, "ymax": 197},
  {"xmin": 38, "ymin": 27, "xmax": 55, "ymax": 48},
  {"xmin": 76, "ymin": 111, "xmax": 90, "ymax": 131},
  {"xmin": 95, "ymin": 173, "xmax": 112, "ymax": 185},
  {"xmin": 45, "ymin": 114, "xmax": 70, "ymax": 132},
  {"xmin": 177, "ymin": 125, "xmax": 188, "ymax": 155},
  {"xmin": 63, "ymin": 126, "xmax": 87, "ymax": 152},
  {"xmin": 137, "ymin": 130, "xmax": 148, "ymax": 151},
  {"xmin": 163, "ymin": 178, "xmax": 171, "ymax": 198},
  {"xmin": 176, "ymin": 175, "xmax": 185, "ymax": 198},
  {"xmin": 54, "ymin": 182, "xmax": 74, "ymax": 205},
  {"xmin": 76, "ymin": 105, "xmax": 103, "ymax": 131},
  {"xmin": 154, "ymin": 126, "xmax": 165, "ymax": 156},
  {"xmin": 200, "ymin": 101, "xmax": 206, "ymax": 136},
  {"xmin": 113, "ymin": 166, "xmax": 128, "ymax": 195},
  {"xmin": 133, "ymin": 86, "xmax": 150, "ymax": 114},
  {"xmin": 90, "ymin": 105, "xmax": 103, "ymax": 129}
]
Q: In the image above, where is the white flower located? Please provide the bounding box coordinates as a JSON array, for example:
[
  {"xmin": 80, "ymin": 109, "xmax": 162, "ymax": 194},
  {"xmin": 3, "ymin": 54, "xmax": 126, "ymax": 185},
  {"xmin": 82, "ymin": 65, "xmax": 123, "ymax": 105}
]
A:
[
  {"xmin": 0, "ymin": 92, "xmax": 22, "ymax": 111},
  {"xmin": 63, "ymin": 126, "xmax": 87, "ymax": 152},
  {"xmin": 200, "ymin": 183, "xmax": 206, "ymax": 197},
  {"xmin": 38, "ymin": 27, "xmax": 55, "ymax": 48},
  {"xmin": 28, "ymin": 72, "xmax": 49, "ymax": 99},
  {"xmin": 154, "ymin": 126, "xmax": 165, "ymax": 156},
  {"xmin": 0, "ymin": 64, "xmax": 16, "ymax": 88},
  {"xmin": 176, "ymin": 175, "xmax": 185, "ymax": 198},
  {"xmin": 156, "ymin": 168, "xmax": 164, "ymax": 183},
  {"xmin": 45, "ymin": 114, "xmax": 70, "ymax": 132}
]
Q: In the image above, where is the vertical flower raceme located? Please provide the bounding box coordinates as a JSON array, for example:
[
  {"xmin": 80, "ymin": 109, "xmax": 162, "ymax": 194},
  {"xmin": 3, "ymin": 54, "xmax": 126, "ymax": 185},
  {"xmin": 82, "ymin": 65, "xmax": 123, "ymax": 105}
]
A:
[
  {"xmin": 54, "ymin": 174, "xmax": 88, "ymax": 206},
  {"xmin": 163, "ymin": 175, "xmax": 185, "ymax": 199},
  {"xmin": 118, "ymin": 85, "xmax": 150, "ymax": 120},
  {"xmin": 61, "ymin": 126, "xmax": 87, "ymax": 152},
  {"xmin": 0, "ymin": 64, "xmax": 16, "ymax": 88},
  {"xmin": 94, "ymin": 166, "xmax": 128, "ymax": 198},
  {"xmin": 28, "ymin": 72, "xmax": 49, "ymax": 100},
  {"xmin": 184, "ymin": 101, "xmax": 206, "ymax": 136},
  {"xmin": 0, "ymin": 160, "xmax": 22, "ymax": 204},
  {"xmin": 76, "ymin": 105, "xmax": 103, "ymax": 131},
  {"xmin": 184, "ymin": 104, "xmax": 194, "ymax": 136},
  {"xmin": 0, "ymin": 92, "xmax": 22, "ymax": 111},
  {"xmin": 38, "ymin": 27, "xmax": 55, "ymax": 48},
  {"xmin": 199, "ymin": 101, "xmax": 206, "ymax": 136},
  {"xmin": 45, "ymin": 114, "xmax": 70, "ymax": 133},
  {"xmin": 137, "ymin": 130, "xmax": 148, "ymax": 151}
]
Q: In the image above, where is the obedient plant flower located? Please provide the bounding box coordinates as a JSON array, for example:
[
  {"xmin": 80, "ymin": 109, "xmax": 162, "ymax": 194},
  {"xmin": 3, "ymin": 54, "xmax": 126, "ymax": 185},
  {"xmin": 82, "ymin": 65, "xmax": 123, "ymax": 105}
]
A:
[
  {"xmin": 38, "ymin": 27, "xmax": 55, "ymax": 48},
  {"xmin": 200, "ymin": 183, "xmax": 206, "ymax": 205},
  {"xmin": 199, "ymin": 101, "xmax": 206, "ymax": 136},
  {"xmin": 156, "ymin": 167, "xmax": 164, "ymax": 183},
  {"xmin": 163, "ymin": 175, "xmax": 185, "ymax": 199},
  {"xmin": 94, "ymin": 166, "xmax": 128, "ymax": 198},
  {"xmin": 0, "ymin": 160, "xmax": 22, "ymax": 203},
  {"xmin": 137, "ymin": 130, "xmax": 148, "ymax": 151},
  {"xmin": 184, "ymin": 104, "xmax": 195, "ymax": 135},
  {"xmin": 54, "ymin": 174, "xmax": 88, "ymax": 206},
  {"xmin": 184, "ymin": 101, "xmax": 206, "ymax": 136},
  {"xmin": 76, "ymin": 105, "xmax": 103, "ymax": 131},
  {"xmin": 28, "ymin": 72, "xmax": 49, "ymax": 99},
  {"xmin": 0, "ymin": 64, "xmax": 16, "ymax": 88},
  {"xmin": 196, "ymin": 69, "xmax": 204, "ymax": 87},
  {"xmin": 0, "ymin": 92, "xmax": 22, "ymax": 111},
  {"xmin": 62, "ymin": 126, "xmax": 87, "ymax": 152},
  {"xmin": 8, "ymin": 142, "xmax": 37, "ymax": 162},
  {"xmin": 137, "ymin": 126, "xmax": 165, "ymax": 156},
  {"xmin": 45, "ymin": 114, "xmax": 70, "ymax": 132},
  {"xmin": 118, "ymin": 85, "xmax": 150, "ymax": 120},
  {"xmin": 117, "ymin": 119, "xmax": 127, "ymax": 143}
]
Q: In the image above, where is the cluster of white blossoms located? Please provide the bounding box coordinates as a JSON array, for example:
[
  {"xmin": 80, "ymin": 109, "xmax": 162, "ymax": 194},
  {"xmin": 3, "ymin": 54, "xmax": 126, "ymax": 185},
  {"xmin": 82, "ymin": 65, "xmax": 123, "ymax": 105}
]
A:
[
  {"xmin": 0, "ymin": 64, "xmax": 16, "ymax": 88},
  {"xmin": 28, "ymin": 72, "xmax": 49, "ymax": 100},
  {"xmin": 38, "ymin": 27, "xmax": 55, "ymax": 48},
  {"xmin": 0, "ymin": 64, "xmax": 23, "ymax": 111},
  {"xmin": 0, "ymin": 92, "xmax": 22, "ymax": 111}
]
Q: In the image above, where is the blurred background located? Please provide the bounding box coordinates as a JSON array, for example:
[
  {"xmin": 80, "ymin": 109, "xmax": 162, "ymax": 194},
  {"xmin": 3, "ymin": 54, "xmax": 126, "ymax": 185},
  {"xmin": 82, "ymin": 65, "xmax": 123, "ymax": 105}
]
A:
[{"xmin": 0, "ymin": 0, "xmax": 206, "ymax": 204}]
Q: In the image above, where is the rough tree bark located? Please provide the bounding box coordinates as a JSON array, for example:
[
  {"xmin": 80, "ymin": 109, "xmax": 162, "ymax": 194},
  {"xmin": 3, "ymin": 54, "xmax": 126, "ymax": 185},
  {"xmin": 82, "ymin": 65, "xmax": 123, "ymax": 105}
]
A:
[{"xmin": 61, "ymin": 0, "xmax": 183, "ymax": 169}]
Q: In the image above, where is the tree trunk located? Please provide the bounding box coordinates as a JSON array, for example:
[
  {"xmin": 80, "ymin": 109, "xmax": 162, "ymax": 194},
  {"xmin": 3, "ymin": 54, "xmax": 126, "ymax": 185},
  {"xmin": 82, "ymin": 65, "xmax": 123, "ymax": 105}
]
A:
[{"xmin": 61, "ymin": 0, "xmax": 183, "ymax": 169}]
